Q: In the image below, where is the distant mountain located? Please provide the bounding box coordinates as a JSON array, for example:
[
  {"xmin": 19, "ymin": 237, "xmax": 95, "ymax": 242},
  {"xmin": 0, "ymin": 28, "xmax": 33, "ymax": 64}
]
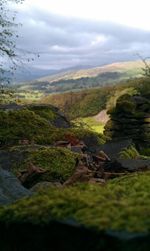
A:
[
  {"xmin": 10, "ymin": 65, "xmax": 93, "ymax": 84},
  {"xmin": 16, "ymin": 60, "xmax": 144, "ymax": 93},
  {"xmin": 10, "ymin": 68, "xmax": 59, "ymax": 84}
]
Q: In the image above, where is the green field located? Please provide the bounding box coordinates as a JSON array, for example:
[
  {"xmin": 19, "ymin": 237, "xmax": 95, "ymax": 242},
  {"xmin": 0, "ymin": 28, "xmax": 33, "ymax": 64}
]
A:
[{"xmin": 73, "ymin": 116, "xmax": 104, "ymax": 134}]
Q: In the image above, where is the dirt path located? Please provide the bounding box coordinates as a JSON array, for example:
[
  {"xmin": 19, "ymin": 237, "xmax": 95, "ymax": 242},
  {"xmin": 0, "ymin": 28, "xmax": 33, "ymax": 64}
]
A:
[{"xmin": 94, "ymin": 109, "xmax": 109, "ymax": 124}]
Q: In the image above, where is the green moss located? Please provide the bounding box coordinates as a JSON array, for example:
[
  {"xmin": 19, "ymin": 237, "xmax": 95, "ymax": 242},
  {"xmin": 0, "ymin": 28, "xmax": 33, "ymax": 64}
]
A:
[
  {"xmin": 0, "ymin": 110, "xmax": 62, "ymax": 145},
  {"xmin": 0, "ymin": 108, "xmax": 104, "ymax": 147},
  {"xmin": 0, "ymin": 172, "xmax": 150, "ymax": 233},
  {"xmin": 27, "ymin": 105, "xmax": 56, "ymax": 121},
  {"xmin": 42, "ymin": 127, "xmax": 105, "ymax": 146},
  {"xmin": 11, "ymin": 146, "xmax": 79, "ymax": 187},
  {"xmin": 0, "ymin": 109, "xmax": 55, "ymax": 145},
  {"xmin": 71, "ymin": 128, "xmax": 106, "ymax": 145}
]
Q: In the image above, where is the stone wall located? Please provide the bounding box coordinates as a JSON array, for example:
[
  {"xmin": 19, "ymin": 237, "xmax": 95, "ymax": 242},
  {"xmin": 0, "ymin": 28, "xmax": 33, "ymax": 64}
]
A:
[{"xmin": 104, "ymin": 94, "xmax": 150, "ymax": 148}]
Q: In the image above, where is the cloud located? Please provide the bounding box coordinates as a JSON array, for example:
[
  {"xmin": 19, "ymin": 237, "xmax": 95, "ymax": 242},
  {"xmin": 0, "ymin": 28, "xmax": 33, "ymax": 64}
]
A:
[{"xmin": 15, "ymin": 6, "xmax": 150, "ymax": 69}]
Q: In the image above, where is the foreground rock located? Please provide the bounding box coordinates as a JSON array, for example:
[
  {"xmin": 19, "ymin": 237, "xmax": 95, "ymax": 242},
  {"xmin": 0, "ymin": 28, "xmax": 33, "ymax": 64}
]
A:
[
  {"xmin": 0, "ymin": 172, "xmax": 150, "ymax": 251},
  {"xmin": 0, "ymin": 168, "xmax": 31, "ymax": 205},
  {"xmin": 0, "ymin": 220, "xmax": 149, "ymax": 251}
]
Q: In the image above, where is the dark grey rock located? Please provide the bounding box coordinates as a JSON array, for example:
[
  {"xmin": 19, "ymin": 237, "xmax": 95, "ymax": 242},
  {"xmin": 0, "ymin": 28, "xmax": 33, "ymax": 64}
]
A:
[
  {"xmin": 0, "ymin": 220, "xmax": 150, "ymax": 251},
  {"xmin": 53, "ymin": 114, "xmax": 70, "ymax": 128},
  {"xmin": 0, "ymin": 168, "xmax": 31, "ymax": 205},
  {"xmin": 30, "ymin": 181, "xmax": 62, "ymax": 192},
  {"xmin": 0, "ymin": 149, "xmax": 27, "ymax": 170},
  {"xmin": 71, "ymin": 146, "xmax": 83, "ymax": 154},
  {"xmin": 96, "ymin": 139, "xmax": 133, "ymax": 158},
  {"xmin": 117, "ymin": 159, "xmax": 150, "ymax": 171}
]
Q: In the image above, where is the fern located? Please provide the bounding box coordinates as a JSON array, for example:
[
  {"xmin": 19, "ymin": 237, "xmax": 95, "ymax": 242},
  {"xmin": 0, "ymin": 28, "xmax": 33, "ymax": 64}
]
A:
[{"xmin": 119, "ymin": 145, "xmax": 140, "ymax": 159}]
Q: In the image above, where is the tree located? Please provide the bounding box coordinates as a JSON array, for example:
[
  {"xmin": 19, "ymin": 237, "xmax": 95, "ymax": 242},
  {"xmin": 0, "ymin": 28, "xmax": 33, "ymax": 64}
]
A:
[
  {"xmin": 141, "ymin": 57, "xmax": 150, "ymax": 77},
  {"xmin": 136, "ymin": 53, "xmax": 150, "ymax": 78},
  {"xmin": 0, "ymin": 0, "xmax": 23, "ymax": 82}
]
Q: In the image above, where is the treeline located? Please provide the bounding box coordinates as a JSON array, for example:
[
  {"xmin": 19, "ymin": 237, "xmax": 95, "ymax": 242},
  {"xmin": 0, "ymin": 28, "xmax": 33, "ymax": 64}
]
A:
[{"xmin": 17, "ymin": 71, "xmax": 126, "ymax": 93}]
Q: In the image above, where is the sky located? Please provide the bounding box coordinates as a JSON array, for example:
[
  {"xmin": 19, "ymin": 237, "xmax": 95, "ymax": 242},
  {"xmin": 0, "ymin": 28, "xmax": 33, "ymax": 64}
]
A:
[{"xmin": 12, "ymin": 0, "xmax": 150, "ymax": 70}]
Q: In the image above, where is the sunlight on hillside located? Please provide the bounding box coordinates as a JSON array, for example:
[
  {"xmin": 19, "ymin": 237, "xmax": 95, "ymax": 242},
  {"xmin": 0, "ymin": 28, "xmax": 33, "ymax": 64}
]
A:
[{"xmin": 73, "ymin": 116, "xmax": 104, "ymax": 134}]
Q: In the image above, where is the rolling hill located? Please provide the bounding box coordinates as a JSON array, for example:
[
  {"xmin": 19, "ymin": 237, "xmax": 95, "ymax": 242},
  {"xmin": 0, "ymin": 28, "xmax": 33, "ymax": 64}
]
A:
[
  {"xmin": 16, "ymin": 60, "xmax": 144, "ymax": 93},
  {"xmin": 38, "ymin": 60, "xmax": 143, "ymax": 82}
]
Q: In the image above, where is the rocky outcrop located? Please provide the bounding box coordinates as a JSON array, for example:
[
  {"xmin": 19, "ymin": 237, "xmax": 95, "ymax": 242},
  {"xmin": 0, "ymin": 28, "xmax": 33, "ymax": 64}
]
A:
[
  {"xmin": 0, "ymin": 172, "xmax": 150, "ymax": 251},
  {"xmin": 0, "ymin": 168, "xmax": 31, "ymax": 205},
  {"xmin": 104, "ymin": 94, "xmax": 150, "ymax": 148},
  {"xmin": 0, "ymin": 103, "xmax": 70, "ymax": 128},
  {"xmin": 27, "ymin": 104, "xmax": 70, "ymax": 128}
]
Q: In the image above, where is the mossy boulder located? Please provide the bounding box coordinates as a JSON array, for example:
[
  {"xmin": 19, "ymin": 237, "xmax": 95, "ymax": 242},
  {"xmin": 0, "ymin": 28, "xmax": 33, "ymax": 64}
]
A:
[
  {"xmin": 0, "ymin": 109, "xmax": 55, "ymax": 145},
  {"xmin": 0, "ymin": 103, "xmax": 70, "ymax": 146},
  {"xmin": 0, "ymin": 104, "xmax": 103, "ymax": 147},
  {"xmin": 0, "ymin": 172, "xmax": 150, "ymax": 250},
  {"xmin": 0, "ymin": 172, "xmax": 150, "ymax": 231},
  {"xmin": 1, "ymin": 146, "xmax": 79, "ymax": 188},
  {"xmin": 27, "ymin": 104, "xmax": 70, "ymax": 128},
  {"xmin": 65, "ymin": 128, "xmax": 105, "ymax": 147}
]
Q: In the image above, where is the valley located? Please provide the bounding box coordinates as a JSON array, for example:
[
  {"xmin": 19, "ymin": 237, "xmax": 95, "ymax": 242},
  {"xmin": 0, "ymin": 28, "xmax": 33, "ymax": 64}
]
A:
[
  {"xmin": 0, "ymin": 61, "xmax": 150, "ymax": 251},
  {"xmin": 15, "ymin": 60, "xmax": 143, "ymax": 94}
]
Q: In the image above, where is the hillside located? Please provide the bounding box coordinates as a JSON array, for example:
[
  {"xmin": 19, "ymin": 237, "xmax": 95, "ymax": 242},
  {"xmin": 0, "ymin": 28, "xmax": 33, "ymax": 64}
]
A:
[
  {"xmin": 40, "ymin": 77, "xmax": 150, "ymax": 119},
  {"xmin": 16, "ymin": 60, "xmax": 144, "ymax": 93},
  {"xmin": 38, "ymin": 60, "xmax": 143, "ymax": 82}
]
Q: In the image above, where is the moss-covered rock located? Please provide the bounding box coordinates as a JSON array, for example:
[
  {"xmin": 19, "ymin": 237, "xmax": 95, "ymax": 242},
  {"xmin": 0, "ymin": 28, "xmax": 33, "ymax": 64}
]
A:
[
  {"xmin": 0, "ymin": 172, "xmax": 150, "ymax": 233},
  {"xmin": 65, "ymin": 128, "xmax": 105, "ymax": 146},
  {"xmin": 0, "ymin": 105, "xmax": 104, "ymax": 147},
  {"xmin": 0, "ymin": 109, "xmax": 54, "ymax": 145},
  {"xmin": 2, "ymin": 146, "xmax": 79, "ymax": 188},
  {"xmin": 27, "ymin": 104, "xmax": 70, "ymax": 128}
]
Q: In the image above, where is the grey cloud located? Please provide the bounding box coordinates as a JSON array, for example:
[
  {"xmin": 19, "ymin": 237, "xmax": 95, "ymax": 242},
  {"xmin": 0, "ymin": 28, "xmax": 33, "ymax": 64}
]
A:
[{"xmin": 14, "ymin": 6, "xmax": 150, "ymax": 69}]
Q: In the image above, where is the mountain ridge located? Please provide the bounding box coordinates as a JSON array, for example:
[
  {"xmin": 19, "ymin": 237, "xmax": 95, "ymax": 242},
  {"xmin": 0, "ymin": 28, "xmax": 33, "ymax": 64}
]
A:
[
  {"xmin": 36, "ymin": 60, "xmax": 143, "ymax": 83},
  {"xmin": 16, "ymin": 60, "xmax": 145, "ymax": 94}
]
